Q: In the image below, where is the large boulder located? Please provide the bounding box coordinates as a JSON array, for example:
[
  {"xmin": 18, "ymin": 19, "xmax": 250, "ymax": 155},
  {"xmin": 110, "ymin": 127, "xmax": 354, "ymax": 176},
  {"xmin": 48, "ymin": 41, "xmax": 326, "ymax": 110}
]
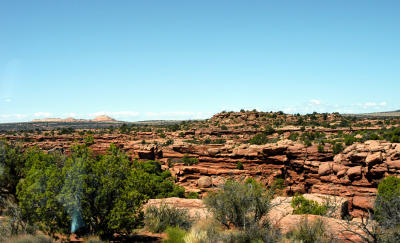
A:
[
  {"xmin": 365, "ymin": 152, "xmax": 382, "ymax": 166},
  {"xmin": 197, "ymin": 176, "xmax": 212, "ymax": 188},
  {"xmin": 318, "ymin": 163, "xmax": 333, "ymax": 176},
  {"xmin": 347, "ymin": 166, "xmax": 362, "ymax": 179}
]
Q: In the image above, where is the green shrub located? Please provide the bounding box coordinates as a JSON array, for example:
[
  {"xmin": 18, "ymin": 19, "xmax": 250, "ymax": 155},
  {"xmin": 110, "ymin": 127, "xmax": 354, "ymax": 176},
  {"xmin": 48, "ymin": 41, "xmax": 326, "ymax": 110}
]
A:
[
  {"xmin": 332, "ymin": 142, "xmax": 344, "ymax": 155},
  {"xmin": 374, "ymin": 176, "xmax": 400, "ymax": 228},
  {"xmin": 288, "ymin": 132, "xmax": 299, "ymax": 141},
  {"xmin": 249, "ymin": 133, "xmax": 269, "ymax": 145},
  {"xmin": 291, "ymin": 195, "xmax": 328, "ymax": 216},
  {"xmin": 220, "ymin": 125, "xmax": 228, "ymax": 130},
  {"xmin": 204, "ymin": 179, "xmax": 272, "ymax": 229},
  {"xmin": 286, "ymin": 217, "xmax": 330, "ymax": 243},
  {"xmin": 163, "ymin": 227, "xmax": 186, "ymax": 243},
  {"xmin": 344, "ymin": 135, "xmax": 356, "ymax": 146},
  {"xmin": 181, "ymin": 155, "xmax": 199, "ymax": 166},
  {"xmin": 236, "ymin": 161, "xmax": 244, "ymax": 170},
  {"xmin": 144, "ymin": 204, "xmax": 192, "ymax": 233},
  {"xmin": 317, "ymin": 144, "xmax": 325, "ymax": 153},
  {"xmin": 187, "ymin": 191, "xmax": 199, "ymax": 199},
  {"xmin": 271, "ymin": 178, "xmax": 285, "ymax": 191},
  {"xmin": 83, "ymin": 135, "xmax": 95, "ymax": 145},
  {"xmin": 17, "ymin": 144, "xmax": 185, "ymax": 240},
  {"xmin": 264, "ymin": 126, "xmax": 276, "ymax": 135}
]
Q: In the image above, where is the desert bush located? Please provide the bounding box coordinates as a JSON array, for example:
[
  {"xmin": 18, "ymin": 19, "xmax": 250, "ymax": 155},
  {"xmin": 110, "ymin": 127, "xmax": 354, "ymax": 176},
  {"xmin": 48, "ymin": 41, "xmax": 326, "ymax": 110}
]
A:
[
  {"xmin": 288, "ymin": 132, "xmax": 299, "ymax": 141},
  {"xmin": 6, "ymin": 234, "xmax": 52, "ymax": 243},
  {"xmin": 249, "ymin": 133, "xmax": 269, "ymax": 145},
  {"xmin": 183, "ymin": 219, "xmax": 222, "ymax": 243},
  {"xmin": 164, "ymin": 139, "xmax": 174, "ymax": 146},
  {"xmin": 332, "ymin": 142, "xmax": 344, "ymax": 155},
  {"xmin": 344, "ymin": 135, "xmax": 357, "ymax": 146},
  {"xmin": 84, "ymin": 236, "xmax": 104, "ymax": 243},
  {"xmin": 318, "ymin": 144, "xmax": 325, "ymax": 153},
  {"xmin": 164, "ymin": 227, "xmax": 186, "ymax": 243},
  {"xmin": 144, "ymin": 204, "xmax": 192, "ymax": 233},
  {"xmin": 181, "ymin": 155, "xmax": 199, "ymax": 166},
  {"xmin": 0, "ymin": 198, "xmax": 37, "ymax": 240},
  {"xmin": 204, "ymin": 178, "xmax": 276, "ymax": 235},
  {"xmin": 374, "ymin": 176, "xmax": 400, "ymax": 228},
  {"xmin": 286, "ymin": 217, "xmax": 332, "ymax": 243},
  {"xmin": 271, "ymin": 178, "xmax": 285, "ymax": 192},
  {"xmin": 291, "ymin": 195, "xmax": 328, "ymax": 216},
  {"xmin": 264, "ymin": 126, "xmax": 276, "ymax": 135},
  {"xmin": 236, "ymin": 161, "xmax": 244, "ymax": 170},
  {"xmin": 0, "ymin": 141, "xmax": 26, "ymax": 197},
  {"xmin": 187, "ymin": 191, "xmax": 199, "ymax": 199},
  {"xmin": 83, "ymin": 135, "xmax": 94, "ymax": 146}
]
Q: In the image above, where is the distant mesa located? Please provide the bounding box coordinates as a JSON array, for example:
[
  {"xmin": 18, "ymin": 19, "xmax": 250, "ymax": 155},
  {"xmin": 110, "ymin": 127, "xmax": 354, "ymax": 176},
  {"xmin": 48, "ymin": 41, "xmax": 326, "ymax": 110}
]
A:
[
  {"xmin": 91, "ymin": 115, "xmax": 116, "ymax": 122},
  {"xmin": 31, "ymin": 115, "xmax": 117, "ymax": 123}
]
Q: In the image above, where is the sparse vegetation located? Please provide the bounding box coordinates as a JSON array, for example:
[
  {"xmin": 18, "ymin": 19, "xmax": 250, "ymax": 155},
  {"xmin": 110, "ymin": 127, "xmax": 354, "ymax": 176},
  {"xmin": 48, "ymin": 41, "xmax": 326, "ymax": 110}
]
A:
[
  {"xmin": 291, "ymin": 195, "xmax": 328, "ymax": 216},
  {"xmin": 181, "ymin": 155, "xmax": 199, "ymax": 166},
  {"xmin": 144, "ymin": 204, "xmax": 192, "ymax": 233}
]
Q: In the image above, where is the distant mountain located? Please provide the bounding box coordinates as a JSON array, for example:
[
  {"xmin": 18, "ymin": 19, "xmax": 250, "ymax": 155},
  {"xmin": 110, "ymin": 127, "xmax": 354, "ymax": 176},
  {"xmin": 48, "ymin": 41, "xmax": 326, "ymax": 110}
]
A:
[
  {"xmin": 91, "ymin": 115, "xmax": 116, "ymax": 122},
  {"xmin": 31, "ymin": 115, "xmax": 117, "ymax": 123}
]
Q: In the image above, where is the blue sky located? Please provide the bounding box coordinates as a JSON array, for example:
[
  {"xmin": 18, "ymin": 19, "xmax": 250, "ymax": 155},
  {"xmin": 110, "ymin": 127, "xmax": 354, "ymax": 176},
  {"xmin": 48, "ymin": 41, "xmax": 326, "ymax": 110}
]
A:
[{"xmin": 0, "ymin": 1, "xmax": 399, "ymax": 122}]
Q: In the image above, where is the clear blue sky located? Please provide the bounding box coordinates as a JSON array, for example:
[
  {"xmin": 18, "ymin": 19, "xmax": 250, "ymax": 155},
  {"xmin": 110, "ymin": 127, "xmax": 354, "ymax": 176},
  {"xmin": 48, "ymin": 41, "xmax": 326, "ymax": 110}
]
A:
[{"xmin": 1, "ymin": 0, "xmax": 399, "ymax": 122}]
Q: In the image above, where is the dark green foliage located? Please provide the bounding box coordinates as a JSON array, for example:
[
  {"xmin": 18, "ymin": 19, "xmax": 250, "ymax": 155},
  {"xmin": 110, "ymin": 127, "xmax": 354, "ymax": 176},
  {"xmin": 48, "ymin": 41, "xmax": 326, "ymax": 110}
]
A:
[
  {"xmin": 249, "ymin": 133, "xmax": 269, "ymax": 145},
  {"xmin": 131, "ymin": 160, "xmax": 185, "ymax": 199},
  {"xmin": 288, "ymin": 132, "xmax": 299, "ymax": 141},
  {"xmin": 187, "ymin": 191, "xmax": 199, "ymax": 199},
  {"xmin": 83, "ymin": 135, "xmax": 94, "ymax": 145},
  {"xmin": 332, "ymin": 142, "xmax": 344, "ymax": 155},
  {"xmin": 236, "ymin": 161, "xmax": 244, "ymax": 170},
  {"xmin": 220, "ymin": 125, "xmax": 228, "ymax": 130},
  {"xmin": 16, "ymin": 144, "xmax": 184, "ymax": 240},
  {"xmin": 164, "ymin": 227, "xmax": 187, "ymax": 243},
  {"xmin": 264, "ymin": 126, "xmax": 276, "ymax": 135},
  {"xmin": 119, "ymin": 123, "xmax": 131, "ymax": 134},
  {"xmin": 58, "ymin": 127, "xmax": 74, "ymax": 135},
  {"xmin": 374, "ymin": 176, "xmax": 400, "ymax": 228},
  {"xmin": 271, "ymin": 178, "xmax": 285, "ymax": 191},
  {"xmin": 377, "ymin": 176, "xmax": 400, "ymax": 201},
  {"xmin": 144, "ymin": 204, "xmax": 192, "ymax": 233},
  {"xmin": 0, "ymin": 141, "xmax": 25, "ymax": 197},
  {"xmin": 291, "ymin": 195, "xmax": 328, "ymax": 216},
  {"xmin": 181, "ymin": 155, "xmax": 199, "ymax": 166},
  {"xmin": 344, "ymin": 135, "xmax": 357, "ymax": 146},
  {"xmin": 317, "ymin": 144, "xmax": 325, "ymax": 153}
]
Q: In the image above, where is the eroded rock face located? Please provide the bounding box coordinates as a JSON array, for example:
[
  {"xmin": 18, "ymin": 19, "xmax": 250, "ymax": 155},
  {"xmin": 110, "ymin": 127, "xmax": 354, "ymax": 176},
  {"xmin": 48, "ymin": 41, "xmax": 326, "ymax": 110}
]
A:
[{"xmin": 4, "ymin": 129, "xmax": 400, "ymax": 218}]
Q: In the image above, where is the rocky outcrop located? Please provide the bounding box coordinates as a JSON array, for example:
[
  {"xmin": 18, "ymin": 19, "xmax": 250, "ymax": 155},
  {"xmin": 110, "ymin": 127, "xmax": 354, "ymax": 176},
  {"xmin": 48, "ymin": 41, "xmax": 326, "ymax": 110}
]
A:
[{"xmin": 3, "ymin": 129, "xmax": 400, "ymax": 218}]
